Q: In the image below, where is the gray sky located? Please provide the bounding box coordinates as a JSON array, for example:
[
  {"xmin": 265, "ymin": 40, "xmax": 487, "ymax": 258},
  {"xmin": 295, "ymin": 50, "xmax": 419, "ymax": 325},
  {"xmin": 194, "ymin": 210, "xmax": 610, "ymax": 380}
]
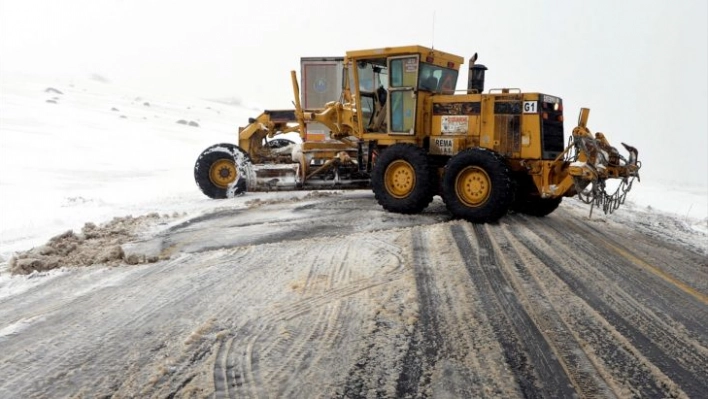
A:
[{"xmin": 1, "ymin": 0, "xmax": 706, "ymax": 187}]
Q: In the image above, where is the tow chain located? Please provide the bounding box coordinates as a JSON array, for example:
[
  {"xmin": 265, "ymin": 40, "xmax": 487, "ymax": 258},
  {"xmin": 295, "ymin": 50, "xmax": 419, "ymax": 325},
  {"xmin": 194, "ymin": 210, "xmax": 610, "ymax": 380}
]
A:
[
  {"xmin": 574, "ymin": 175, "xmax": 637, "ymax": 218},
  {"xmin": 569, "ymin": 135, "xmax": 641, "ymax": 218}
]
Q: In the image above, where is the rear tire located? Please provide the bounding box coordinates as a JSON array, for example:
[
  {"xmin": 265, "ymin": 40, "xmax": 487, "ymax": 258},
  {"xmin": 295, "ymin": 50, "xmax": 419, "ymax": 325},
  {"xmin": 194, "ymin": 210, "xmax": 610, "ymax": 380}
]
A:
[
  {"xmin": 441, "ymin": 148, "xmax": 513, "ymax": 223},
  {"xmin": 371, "ymin": 143, "xmax": 436, "ymax": 214},
  {"xmin": 194, "ymin": 143, "xmax": 251, "ymax": 199}
]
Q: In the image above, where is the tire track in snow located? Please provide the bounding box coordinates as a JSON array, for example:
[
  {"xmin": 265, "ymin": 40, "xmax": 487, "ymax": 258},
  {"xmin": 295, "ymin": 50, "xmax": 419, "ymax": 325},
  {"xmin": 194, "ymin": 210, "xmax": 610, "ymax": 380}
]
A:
[
  {"xmin": 494, "ymin": 222, "xmax": 617, "ymax": 398},
  {"xmin": 334, "ymin": 229, "xmax": 425, "ymax": 399},
  {"xmin": 553, "ymin": 214, "xmax": 708, "ymax": 359},
  {"xmin": 273, "ymin": 302, "xmax": 349, "ymax": 398},
  {"xmin": 212, "ymin": 332, "xmax": 234, "ymax": 399},
  {"xmin": 394, "ymin": 228, "xmax": 444, "ymax": 397},
  {"xmin": 343, "ymin": 222, "xmax": 524, "ymax": 398},
  {"xmin": 217, "ymin": 232, "xmax": 408, "ymax": 398},
  {"xmin": 0, "ymin": 258, "xmax": 194, "ymax": 398},
  {"xmin": 508, "ymin": 216, "xmax": 707, "ymax": 398},
  {"xmin": 537, "ymin": 213, "xmax": 708, "ymax": 382},
  {"xmin": 555, "ymin": 211, "xmax": 708, "ymax": 324},
  {"xmin": 451, "ymin": 223, "xmax": 577, "ymax": 399}
]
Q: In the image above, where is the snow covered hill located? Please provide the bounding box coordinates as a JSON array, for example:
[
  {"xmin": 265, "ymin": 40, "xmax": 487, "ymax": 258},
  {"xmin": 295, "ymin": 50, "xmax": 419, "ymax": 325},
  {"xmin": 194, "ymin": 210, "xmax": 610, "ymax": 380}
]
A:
[{"xmin": 0, "ymin": 73, "xmax": 257, "ymax": 260}]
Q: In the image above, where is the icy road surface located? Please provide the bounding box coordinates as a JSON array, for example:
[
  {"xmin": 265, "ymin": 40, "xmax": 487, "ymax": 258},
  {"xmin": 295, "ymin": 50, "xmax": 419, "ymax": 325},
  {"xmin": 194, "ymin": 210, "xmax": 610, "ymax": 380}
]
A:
[{"xmin": 0, "ymin": 191, "xmax": 706, "ymax": 398}]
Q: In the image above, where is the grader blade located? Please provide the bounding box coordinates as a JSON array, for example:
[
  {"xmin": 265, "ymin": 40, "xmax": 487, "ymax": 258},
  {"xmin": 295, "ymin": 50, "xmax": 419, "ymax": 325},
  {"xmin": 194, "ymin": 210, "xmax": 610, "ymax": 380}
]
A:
[{"xmin": 245, "ymin": 164, "xmax": 300, "ymax": 191}]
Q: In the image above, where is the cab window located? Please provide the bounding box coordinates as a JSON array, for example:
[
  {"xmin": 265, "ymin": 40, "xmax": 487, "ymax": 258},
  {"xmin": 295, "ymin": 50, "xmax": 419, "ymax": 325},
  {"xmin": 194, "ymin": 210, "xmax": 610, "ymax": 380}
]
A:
[
  {"xmin": 417, "ymin": 62, "xmax": 459, "ymax": 94},
  {"xmin": 389, "ymin": 57, "xmax": 418, "ymax": 87},
  {"xmin": 351, "ymin": 60, "xmax": 388, "ymax": 129},
  {"xmin": 388, "ymin": 56, "xmax": 418, "ymax": 133}
]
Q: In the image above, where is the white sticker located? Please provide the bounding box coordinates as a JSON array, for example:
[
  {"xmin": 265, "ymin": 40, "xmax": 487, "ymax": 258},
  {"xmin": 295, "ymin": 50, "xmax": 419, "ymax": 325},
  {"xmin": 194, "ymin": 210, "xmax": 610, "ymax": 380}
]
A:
[
  {"xmin": 542, "ymin": 94, "xmax": 560, "ymax": 104},
  {"xmin": 523, "ymin": 101, "xmax": 538, "ymax": 114},
  {"xmin": 405, "ymin": 58, "xmax": 418, "ymax": 73},
  {"xmin": 441, "ymin": 115, "xmax": 468, "ymax": 134}
]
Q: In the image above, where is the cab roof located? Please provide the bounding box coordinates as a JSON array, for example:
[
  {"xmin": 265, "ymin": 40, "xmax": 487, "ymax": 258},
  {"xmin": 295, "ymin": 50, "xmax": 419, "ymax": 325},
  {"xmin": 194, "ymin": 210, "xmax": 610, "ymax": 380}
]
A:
[{"xmin": 345, "ymin": 45, "xmax": 465, "ymax": 70}]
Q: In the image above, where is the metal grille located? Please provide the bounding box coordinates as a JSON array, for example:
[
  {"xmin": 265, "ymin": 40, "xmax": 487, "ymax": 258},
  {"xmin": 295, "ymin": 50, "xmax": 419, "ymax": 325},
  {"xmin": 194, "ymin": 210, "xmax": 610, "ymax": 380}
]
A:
[
  {"xmin": 495, "ymin": 114, "xmax": 521, "ymax": 155},
  {"xmin": 542, "ymin": 121, "xmax": 565, "ymax": 159}
]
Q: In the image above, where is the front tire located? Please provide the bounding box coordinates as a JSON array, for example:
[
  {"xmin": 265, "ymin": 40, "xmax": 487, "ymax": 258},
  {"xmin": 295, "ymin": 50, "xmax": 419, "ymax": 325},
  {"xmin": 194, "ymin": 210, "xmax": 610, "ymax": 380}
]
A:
[
  {"xmin": 194, "ymin": 143, "xmax": 251, "ymax": 199},
  {"xmin": 442, "ymin": 148, "xmax": 513, "ymax": 223},
  {"xmin": 513, "ymin": 196, "xmax": 563, "ymax": 217},
  {"xmin": 511, "ymin": 174, "xmax": 562, "ymax": 217},
  {"xmin": 371, "ymin": 143, "xmax": 436, "ymax": 214}
]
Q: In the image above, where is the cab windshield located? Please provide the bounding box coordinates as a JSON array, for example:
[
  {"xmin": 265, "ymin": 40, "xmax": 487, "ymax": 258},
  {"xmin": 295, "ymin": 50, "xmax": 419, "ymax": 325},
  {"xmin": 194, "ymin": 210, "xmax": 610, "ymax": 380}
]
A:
[{"xmin": 417, "ymin": 62, "xmax": 458, "ymax": 94}]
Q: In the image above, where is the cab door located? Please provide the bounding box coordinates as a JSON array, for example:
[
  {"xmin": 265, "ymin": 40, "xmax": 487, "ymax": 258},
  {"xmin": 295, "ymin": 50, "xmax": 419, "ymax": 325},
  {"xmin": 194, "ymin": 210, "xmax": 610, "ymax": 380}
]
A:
[{"xmin": 387, "ymin": 55, "xmax": 419, "ymax": 135}]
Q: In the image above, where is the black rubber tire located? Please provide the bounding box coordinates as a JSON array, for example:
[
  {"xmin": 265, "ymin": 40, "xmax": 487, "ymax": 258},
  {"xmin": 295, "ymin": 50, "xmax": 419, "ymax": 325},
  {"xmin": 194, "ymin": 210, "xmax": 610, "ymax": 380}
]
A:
[
  {"xmin": 513, "ymin": 196, "xmax": 563, "ymax": 217},
  {"xmin": 511, "ymin": 174, "xmax": 563, "ymax": 217},
  {"xmin": 194, "ymin": 143, "xmax": 251, "ymax": 199},
  {"xmin": 371, "ymin": 143, "xmax": 436, "ymax": 214},
  {"xmin": 441, "ymin": 148, "xmax": 513, "ymax": 223}
]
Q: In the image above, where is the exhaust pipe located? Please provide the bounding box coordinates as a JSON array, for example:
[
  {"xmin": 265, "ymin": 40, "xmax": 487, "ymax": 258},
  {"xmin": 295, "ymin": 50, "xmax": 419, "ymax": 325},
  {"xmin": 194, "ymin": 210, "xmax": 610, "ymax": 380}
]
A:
[{"xmin": 467, "ymin": 53, "xmax": 487, "ymax": 94}]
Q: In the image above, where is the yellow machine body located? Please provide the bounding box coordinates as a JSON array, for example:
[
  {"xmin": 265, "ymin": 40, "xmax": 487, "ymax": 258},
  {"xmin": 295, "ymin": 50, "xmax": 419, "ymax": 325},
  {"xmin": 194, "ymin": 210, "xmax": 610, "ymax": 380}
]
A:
[{"xmin": 194, "ymin": 45, "xmax": 640, "ymax": 221}]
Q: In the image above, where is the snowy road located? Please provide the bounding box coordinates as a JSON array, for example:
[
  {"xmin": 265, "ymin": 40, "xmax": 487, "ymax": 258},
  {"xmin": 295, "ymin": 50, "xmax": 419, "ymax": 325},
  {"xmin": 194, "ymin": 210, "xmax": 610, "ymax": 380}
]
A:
[{"xmin": 1, "ymin": 192, "xmax": 706, "ymax": 398}]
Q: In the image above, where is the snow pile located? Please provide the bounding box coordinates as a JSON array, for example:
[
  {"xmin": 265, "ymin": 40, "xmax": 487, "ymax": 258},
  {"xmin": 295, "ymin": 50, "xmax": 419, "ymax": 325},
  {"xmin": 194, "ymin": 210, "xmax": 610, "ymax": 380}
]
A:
[{"xmin": 8, "ymin": 214, "xmax": 172, "ymax": 274}]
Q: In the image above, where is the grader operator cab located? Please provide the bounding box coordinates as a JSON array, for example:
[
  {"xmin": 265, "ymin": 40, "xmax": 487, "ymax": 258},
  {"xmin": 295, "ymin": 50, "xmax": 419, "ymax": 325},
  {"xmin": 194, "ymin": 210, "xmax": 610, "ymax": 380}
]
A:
[{"xmin": 194, "ymin": 45, "xmax": 640, "ymax": 223}]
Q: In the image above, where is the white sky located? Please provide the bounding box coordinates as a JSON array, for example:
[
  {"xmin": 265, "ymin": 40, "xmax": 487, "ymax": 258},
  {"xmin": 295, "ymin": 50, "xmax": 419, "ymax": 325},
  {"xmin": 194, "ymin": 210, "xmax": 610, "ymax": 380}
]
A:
[{"xmin": 1, "ymin": 0, "xmax": 707, "ymax": 187}]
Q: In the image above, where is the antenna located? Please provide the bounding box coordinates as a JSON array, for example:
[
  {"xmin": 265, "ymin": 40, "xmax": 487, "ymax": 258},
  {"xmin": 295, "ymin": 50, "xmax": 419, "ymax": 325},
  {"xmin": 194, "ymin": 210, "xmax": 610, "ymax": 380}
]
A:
[{"xmin": 431, "ymin": 11, "xmax": 436, "ymax": 49}]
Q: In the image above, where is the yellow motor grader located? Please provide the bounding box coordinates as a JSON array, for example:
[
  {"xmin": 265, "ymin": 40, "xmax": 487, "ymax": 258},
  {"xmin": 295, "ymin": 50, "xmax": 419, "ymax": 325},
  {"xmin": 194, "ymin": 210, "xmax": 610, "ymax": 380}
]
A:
[{"xmin": 194, "ymin": 45, "xmax": 640, "ymax": 223}]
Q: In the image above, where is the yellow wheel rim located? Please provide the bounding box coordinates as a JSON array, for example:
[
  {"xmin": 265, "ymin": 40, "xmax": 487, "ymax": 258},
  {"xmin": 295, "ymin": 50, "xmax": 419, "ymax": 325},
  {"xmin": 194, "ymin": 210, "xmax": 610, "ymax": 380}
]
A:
[
  {"xmin": 455, "ymin": 166, "xmax": 491, "ymax": 207},
  {"xmin": 209, "ymin": 159, "xmax": 238, "ymax": 189},
  {"xmin": 384, "ymin": 160, "xmax": 416, "ymax": 199}
]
